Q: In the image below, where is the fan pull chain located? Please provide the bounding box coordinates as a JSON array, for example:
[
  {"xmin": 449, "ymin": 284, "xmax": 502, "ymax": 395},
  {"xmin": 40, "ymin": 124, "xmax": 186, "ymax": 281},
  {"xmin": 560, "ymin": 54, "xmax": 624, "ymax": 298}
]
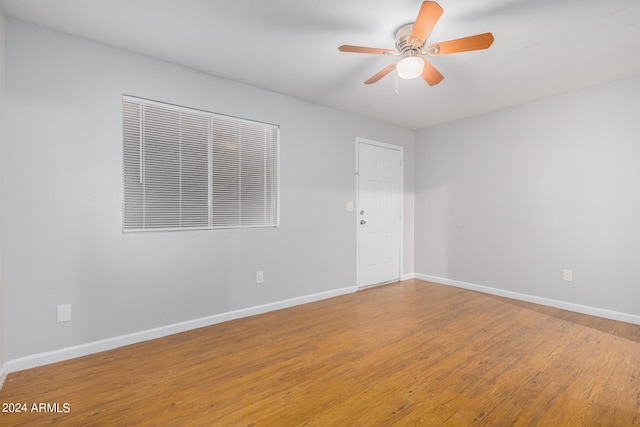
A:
[{"xmin": 395, "ymin": 69, "xmax": 399, "ymax": 95}]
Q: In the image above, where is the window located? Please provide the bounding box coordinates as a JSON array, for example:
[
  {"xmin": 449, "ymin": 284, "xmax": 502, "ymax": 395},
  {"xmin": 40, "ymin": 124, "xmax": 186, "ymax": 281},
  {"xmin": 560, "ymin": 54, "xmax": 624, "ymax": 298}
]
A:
[{"xmin": 122, "ymin": 96, "xmax": 279, "ymax": 232}]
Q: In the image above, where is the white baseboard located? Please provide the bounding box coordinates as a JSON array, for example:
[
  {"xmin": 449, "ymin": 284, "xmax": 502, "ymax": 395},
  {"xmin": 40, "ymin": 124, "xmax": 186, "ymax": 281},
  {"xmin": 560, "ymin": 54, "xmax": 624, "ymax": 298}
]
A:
[
  {"xmin": 401, "ymin": 272, "xmax": 416, "ymax": 281},
  {"xmin": 5, "ymin": 285, "xmax": 358, "ymax": 375},
  {"xmin": 415, "ymin": 273, "xmax": 640, "ymax": 325},
  {"xmin": 0, "ymin": 361, "xmax": 8, "ymax": 390}
]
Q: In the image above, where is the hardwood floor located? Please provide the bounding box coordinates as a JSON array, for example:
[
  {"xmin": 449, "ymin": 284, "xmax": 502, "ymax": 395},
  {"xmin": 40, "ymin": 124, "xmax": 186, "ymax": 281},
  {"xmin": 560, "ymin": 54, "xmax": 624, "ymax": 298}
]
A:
[{"xmin": 1, "ymin": 279, "xmax": 639, "ymax": 426}]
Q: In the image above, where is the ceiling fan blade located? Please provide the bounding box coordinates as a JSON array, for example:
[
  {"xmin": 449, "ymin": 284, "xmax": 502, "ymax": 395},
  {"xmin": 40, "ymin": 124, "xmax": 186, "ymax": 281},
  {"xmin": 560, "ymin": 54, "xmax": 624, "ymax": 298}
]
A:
[
  {"xmin": 427, "ymin": 32, "xmax": 494, "ymax": 55},
  {"xmin": 409, "ymin": 1, "xmax": 444, "ymax": 48},
  {"xmin": 421, "ymin": 58, "xmax": 444, "ymax": 86},
  {"xmin": 339, "ymin": 45, "xmax": 396, "ymax": 55},
  {"xmin": 364, "ymin": 63, "xmax": 397, "ymax": 84}
]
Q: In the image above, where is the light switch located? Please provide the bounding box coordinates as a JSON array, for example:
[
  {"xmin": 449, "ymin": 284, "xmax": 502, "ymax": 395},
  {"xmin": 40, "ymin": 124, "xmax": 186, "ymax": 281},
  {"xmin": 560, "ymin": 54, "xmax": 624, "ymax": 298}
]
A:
[{"xmin": 346, "ymin": 202, "xmax": 354, "ymax": 212}]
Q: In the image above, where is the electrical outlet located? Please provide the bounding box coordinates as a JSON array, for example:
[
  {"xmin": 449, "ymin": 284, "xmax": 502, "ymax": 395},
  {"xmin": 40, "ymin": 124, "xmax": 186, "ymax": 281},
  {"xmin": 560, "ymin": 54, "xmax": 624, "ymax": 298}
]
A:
[
  {"xmin": 57, "ymin": 304, "xmax": 72, "ymax": 323},
  {"xmin": 256, "ymin": 271, "xmax": 264, "ymax": 284},
  {"xmin": 563, "ymin": 269, "xmax": 573, "ymax": 282}
]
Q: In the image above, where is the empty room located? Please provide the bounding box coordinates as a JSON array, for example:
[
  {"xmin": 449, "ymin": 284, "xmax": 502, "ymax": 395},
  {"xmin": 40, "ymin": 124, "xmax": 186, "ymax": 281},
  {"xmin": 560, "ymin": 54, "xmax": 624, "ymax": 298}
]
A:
[{"xmin": 0, "ymin": 0, "xmax": 639, "ymax": 425}]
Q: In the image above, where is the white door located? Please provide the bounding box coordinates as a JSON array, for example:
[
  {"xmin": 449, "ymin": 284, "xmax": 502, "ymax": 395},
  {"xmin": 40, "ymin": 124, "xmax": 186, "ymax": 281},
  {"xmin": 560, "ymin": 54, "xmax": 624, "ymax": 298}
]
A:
[{"xmin": 357, "ymin": 140, "xmax": 402, "ymax": 288}]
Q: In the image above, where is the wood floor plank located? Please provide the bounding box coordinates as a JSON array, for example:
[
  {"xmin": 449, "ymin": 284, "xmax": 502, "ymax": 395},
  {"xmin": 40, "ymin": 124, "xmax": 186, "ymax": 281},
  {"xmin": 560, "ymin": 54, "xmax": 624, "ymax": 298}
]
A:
[{"xmin": 1, "ymin": 279, "xmax": 640, "ymax": 426}]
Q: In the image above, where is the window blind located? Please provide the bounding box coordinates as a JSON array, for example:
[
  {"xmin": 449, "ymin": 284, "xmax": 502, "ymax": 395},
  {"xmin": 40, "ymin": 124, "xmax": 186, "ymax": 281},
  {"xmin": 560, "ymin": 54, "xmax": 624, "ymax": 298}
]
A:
[{"xmin": 123, "ymin": 96, "xmax": 279, "ymax": 232}]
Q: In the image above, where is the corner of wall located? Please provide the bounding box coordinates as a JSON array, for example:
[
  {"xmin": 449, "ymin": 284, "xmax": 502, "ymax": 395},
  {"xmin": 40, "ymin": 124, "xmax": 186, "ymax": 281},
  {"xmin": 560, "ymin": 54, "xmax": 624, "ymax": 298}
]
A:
[{"xmin": 0, "ymin": 9, "xmax": 7, "ymax": 389}]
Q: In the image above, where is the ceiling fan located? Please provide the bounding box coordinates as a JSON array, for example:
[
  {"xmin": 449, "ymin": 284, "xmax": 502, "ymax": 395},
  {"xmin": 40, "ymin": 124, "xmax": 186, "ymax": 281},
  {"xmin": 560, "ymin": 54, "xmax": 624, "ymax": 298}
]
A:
[{"xmin": 338, "ymin": 1, "xmax": 494, "ymax": 86}]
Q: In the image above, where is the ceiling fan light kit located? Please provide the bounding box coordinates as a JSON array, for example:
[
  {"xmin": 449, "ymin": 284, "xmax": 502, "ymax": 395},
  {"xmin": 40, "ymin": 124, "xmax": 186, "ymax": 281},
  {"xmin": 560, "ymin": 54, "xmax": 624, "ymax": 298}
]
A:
[
  {"xmin": 397, "ymin": 56, "xmax": 424, "ymax": 79},
  {"xmin": 338, "ymin": 1, "xmax": 494, "ymax": 86}
]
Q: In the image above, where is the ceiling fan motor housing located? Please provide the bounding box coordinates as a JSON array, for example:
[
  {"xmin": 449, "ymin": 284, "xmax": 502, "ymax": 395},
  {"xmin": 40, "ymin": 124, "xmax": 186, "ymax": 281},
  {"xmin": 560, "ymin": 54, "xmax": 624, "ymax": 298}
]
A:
[
  {"xmin": 396, "ymin": 23, "xmax": 439, "ymax": 56},
  {"xmin": 396, "ymin": 23, "xmax": 420, "ymax": 56}
]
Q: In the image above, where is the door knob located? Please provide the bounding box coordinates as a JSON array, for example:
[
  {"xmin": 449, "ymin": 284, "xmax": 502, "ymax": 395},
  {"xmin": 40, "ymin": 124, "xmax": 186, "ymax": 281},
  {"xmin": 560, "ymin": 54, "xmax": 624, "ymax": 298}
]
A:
[{"xmin": 360, "ymin": 220, "xmax": 367, "ymax": 225}]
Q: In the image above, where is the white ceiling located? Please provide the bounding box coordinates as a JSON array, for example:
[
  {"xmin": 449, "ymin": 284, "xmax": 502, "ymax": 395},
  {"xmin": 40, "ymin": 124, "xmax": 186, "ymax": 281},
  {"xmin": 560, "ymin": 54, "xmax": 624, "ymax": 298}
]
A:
[{"xmin": 2, "ymin": 0, "xmax": 640, "ymax": 129}]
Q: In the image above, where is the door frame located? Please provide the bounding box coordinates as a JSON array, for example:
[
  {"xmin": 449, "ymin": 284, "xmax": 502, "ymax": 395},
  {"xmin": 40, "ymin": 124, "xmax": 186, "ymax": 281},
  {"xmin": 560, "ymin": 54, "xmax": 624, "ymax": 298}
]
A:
[{"xmin": 355, "ymin": 137, "xmax": 404, "ymax": 289}]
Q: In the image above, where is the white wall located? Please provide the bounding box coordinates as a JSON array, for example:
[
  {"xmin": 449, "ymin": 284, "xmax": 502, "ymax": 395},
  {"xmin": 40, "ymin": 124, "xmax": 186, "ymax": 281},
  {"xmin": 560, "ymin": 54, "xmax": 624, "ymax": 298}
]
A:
[
  {"xmin": 0, "ymin": 9, "xmax": 6, "ymax": 377},
  {"xmin": 4, "ymin": 19, "xmax": 414, "ymax": 361},
  {"xmin": 415, "ymin": 75, "xmax": 640, "ymax": 318}
]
